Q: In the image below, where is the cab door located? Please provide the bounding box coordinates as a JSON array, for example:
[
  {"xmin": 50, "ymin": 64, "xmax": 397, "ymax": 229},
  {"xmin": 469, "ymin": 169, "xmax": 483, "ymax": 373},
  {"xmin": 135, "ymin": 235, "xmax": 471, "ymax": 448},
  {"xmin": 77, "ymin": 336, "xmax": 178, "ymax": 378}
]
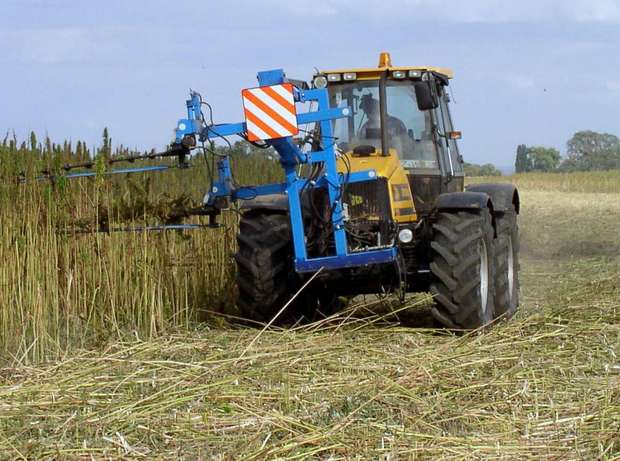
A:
[{"xmin": 432, "ymin": 86, "xmax": 465, "ymax": 193}]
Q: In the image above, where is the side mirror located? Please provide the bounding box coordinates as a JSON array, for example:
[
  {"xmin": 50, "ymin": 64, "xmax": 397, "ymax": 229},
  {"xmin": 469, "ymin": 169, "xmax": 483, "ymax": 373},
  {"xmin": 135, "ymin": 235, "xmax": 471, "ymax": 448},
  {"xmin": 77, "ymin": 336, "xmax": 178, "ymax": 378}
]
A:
[{"xmin": 414, "ymin": 81, "xmax": 438, "ymax": 111}]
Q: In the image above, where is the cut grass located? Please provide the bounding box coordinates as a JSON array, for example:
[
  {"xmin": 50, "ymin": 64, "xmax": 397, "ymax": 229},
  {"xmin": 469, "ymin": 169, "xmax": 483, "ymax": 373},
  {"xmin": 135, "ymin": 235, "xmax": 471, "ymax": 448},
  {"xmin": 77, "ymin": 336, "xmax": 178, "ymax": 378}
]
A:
[{"xmin": 0, "ymin": 257, "xmax": 618, "ymax": 459}]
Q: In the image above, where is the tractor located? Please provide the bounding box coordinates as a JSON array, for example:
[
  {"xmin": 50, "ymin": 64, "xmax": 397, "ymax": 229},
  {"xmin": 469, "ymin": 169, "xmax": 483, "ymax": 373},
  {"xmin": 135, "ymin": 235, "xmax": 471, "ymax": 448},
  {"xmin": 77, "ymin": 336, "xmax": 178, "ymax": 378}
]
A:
[
  {"xmin": 35, "ymin": 52, "xmax": 520, "ymax": 330},
  {"xmin": 231, "ymin": 52, "xmax": 520, "ymax": 329}
]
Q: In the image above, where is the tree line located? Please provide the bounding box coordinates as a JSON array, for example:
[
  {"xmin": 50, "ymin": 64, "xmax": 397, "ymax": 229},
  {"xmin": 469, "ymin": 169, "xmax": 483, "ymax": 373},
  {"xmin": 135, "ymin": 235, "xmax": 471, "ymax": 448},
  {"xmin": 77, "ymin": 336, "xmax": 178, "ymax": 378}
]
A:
[
  {"xmin": 463, "ymin": 162, "xmax": 502, "ymax": 177},
  {"xmin": 515, "ymin": 130, "xmax": 620, "ymax": 173}
]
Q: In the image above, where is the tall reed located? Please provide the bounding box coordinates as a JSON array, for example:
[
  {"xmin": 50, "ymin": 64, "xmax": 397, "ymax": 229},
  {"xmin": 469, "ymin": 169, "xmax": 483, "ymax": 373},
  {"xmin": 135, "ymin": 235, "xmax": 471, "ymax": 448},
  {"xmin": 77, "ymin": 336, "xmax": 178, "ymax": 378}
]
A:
[{"xmin": 0, "ymin": 139, "xmax": 282, "ymax": 363}]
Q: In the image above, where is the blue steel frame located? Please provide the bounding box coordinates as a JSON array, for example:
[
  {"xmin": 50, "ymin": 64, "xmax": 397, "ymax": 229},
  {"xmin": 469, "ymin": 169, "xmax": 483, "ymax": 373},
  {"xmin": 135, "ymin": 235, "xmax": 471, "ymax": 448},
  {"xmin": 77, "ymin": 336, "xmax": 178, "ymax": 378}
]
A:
[
  {"xmin": 49, "ymin": 165, "xmax": 172, "ymax": 180},
  {"xmin": 175, "ymin": 69, "xmax": 397, "ymax": 273}
]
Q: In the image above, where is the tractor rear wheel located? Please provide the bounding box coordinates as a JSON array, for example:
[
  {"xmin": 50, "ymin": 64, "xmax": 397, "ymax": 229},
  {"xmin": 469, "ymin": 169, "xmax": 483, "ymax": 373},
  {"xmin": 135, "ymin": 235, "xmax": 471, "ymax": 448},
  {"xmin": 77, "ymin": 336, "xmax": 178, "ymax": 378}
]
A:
[
  {"xmin": 430, "ymin": 209, "xmax": 496, "ymax": 329},
  {"xmin": 494, "ymin": 208, "xmax": 520, "ymax": 318}
]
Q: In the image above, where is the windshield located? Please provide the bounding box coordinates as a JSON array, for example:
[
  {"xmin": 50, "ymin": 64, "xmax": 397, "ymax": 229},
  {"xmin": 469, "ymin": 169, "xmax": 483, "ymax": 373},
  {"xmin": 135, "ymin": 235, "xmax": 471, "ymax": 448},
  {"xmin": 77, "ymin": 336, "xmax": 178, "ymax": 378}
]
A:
[{"xmin": 329, "ymin": 80, "xmax": 439, "ymax": 169}]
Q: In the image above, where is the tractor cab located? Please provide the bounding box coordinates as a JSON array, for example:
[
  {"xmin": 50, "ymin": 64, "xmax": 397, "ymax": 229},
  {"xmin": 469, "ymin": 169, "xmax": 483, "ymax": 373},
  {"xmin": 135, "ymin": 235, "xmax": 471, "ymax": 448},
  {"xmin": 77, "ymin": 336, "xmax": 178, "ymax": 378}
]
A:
[{"xmin": 313, "ymin": 52, "xmax": 465, "ymax": 215}]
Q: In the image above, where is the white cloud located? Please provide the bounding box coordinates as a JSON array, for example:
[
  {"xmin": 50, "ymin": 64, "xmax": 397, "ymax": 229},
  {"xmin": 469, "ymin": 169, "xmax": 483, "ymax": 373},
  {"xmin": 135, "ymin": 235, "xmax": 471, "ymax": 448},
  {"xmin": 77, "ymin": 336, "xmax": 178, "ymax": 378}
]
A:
[
  {"xmin": 3, "ymin": 0, "xmax": 619, "ymax": 69},
  {"xmin": 0, "ymin": 27, "xmax": 129, "ymax": 65},
  {"xmin": 505, "ymin": 75, "xmax": 536, "ymax": 90},
  {"xmin": 0, "ymin": 24, "xmax": 192, "ymax": 66},
  {"xmin": 274, "ymin": 0, "xmax": 620, "ymax": 24},
  {"xmin": 607, "ymin": 80, "xmax": 620, "ymax": 92},
  {"xmin": 572, "ymin": 0, "xmax": 620, "ymax": 22}
]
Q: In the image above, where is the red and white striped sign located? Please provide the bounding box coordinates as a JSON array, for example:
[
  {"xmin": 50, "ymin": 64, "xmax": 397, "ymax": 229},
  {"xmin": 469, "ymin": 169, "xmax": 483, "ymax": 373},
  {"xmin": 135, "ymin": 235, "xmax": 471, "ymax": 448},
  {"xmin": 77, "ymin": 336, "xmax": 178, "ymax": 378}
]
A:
[{"xmin": 242, "ymin": 83, "xmax": 298, "ymax": 142}]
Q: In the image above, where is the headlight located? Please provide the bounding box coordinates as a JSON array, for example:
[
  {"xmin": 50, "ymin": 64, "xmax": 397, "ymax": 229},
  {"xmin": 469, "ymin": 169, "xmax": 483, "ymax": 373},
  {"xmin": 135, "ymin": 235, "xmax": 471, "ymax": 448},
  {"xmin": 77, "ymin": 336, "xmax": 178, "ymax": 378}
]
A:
[
  {"xmin": 398, "ymin": 228, "xmax": 414, "ymax": 244},
  {"xmin": 392, "ymin": 70, "xmax": 406, "ymax": 79},
  {"xmin": 313, "ymin": 75, "xmax": 328, "ymax": 88},
  {"xmin": 343, "ymin": 72, "xmax": 357, "ymax": 81},
  {"xmin": 327, "ymin": 73, "xmax": 342, "ymax": 82},
  {"xmin": 409, "ymin": 70, "xmax": 422, "ymax": 78}
]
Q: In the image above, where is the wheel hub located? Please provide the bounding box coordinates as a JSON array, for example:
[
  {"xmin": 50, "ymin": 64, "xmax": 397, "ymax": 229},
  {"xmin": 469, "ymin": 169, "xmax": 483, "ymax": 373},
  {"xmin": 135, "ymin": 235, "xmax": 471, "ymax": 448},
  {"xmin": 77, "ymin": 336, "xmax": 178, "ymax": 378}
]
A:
[
  {"xmin": 507, "ymin": 236, "xmax": 514, "ymax": 303},
  {"xmin": 480, "ymin": 239, "xmax": 489, "ymax": 312}
]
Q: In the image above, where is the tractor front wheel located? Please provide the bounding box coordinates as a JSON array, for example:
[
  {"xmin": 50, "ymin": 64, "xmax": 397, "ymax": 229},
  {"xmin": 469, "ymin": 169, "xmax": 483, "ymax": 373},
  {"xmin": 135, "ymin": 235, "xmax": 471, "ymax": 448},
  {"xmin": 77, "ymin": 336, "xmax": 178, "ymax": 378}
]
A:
[
  {"xmin": 235, "ymin": 211, "xmax": 299, "ymax": 323},
  {"xmin": 234, "ymin": 210, "xmax": 338, "ymax": 323},
  {"xmin": 430, "ymin": 209, "xmax": 496, "ymax": 330}
]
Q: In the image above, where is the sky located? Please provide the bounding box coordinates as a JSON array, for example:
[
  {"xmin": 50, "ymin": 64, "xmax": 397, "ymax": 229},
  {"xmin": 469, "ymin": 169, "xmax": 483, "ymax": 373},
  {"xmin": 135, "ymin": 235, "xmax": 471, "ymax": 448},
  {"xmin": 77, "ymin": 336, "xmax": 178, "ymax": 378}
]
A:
[{"xmin": 1, "ymin": 0, "xmax": 620, "ymax": 170}]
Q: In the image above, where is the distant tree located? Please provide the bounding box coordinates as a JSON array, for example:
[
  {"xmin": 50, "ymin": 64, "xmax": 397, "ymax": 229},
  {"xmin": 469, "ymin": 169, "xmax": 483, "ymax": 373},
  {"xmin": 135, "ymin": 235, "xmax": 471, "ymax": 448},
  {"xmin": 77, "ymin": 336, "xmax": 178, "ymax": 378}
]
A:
[
  {"xmin": 561, "ymin": 131, "xmax": 620, "ymax": 171},
  {"xmin": 479, "ymin": 163, "xmax": 502, "ymax": 176},
  {"xmin": 464, "ymin": 162, "xmax": 502, "ymax": 177},
  {"xmin": 527, "ymin": 146, "xmax": 561, "ymax": 172},
  {"xmin": 463, "ymin": 162, "xmax": 478, "ymax": 176},
  {"xmin": 515, "ymin": 144, "xmax": 531, "ymax": 173}
]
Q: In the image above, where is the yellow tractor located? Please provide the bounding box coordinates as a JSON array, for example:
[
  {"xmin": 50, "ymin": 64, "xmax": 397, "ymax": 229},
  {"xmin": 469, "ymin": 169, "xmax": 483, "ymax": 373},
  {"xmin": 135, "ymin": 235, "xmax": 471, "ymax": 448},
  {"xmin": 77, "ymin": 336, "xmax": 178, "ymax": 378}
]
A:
[{"xmin": 235, "ymin": 52, "xmax": 520, "ymax": 329}]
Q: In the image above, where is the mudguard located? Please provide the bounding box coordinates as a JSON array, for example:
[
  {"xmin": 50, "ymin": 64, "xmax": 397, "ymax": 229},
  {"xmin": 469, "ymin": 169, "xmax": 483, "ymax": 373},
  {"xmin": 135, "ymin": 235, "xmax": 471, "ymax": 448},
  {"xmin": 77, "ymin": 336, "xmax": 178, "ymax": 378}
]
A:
[
  {"xmin": 435, "ymin": 191, "xmax": 493, "ymax": 212},
  {"xmin": 465, "ymin": 183, "xmax": 520, "ymax": 214},
  {"xmin": 239, "ymin": 194, "xmax": 288, "ymax": 211},
  {"xmin": 435, "ymin": 191, "xmax": 499, "ymax": 237},
  {"xmin": 240, "ymin": 190, "xmax": 326, "ymax": 214}
]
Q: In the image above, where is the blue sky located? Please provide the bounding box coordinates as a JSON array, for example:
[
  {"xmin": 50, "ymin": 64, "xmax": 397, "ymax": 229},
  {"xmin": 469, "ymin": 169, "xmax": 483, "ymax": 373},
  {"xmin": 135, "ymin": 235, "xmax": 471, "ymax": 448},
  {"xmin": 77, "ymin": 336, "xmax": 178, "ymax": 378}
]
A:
[{"xmin": 1, "ymin": 0, "xmax": 619, "ymax": 168}]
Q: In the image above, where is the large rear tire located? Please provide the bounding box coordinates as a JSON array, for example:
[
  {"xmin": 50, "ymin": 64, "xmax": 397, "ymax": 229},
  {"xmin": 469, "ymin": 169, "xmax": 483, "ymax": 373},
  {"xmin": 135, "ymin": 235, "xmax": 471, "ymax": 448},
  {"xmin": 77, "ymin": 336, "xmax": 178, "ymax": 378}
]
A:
[
  {"xmin": 494, "ymin": 209, "xmax": 520, "ymax": 318},
  {"xmin": 430, "ymin": 209, "xmax": 496, "ymax": 329}
]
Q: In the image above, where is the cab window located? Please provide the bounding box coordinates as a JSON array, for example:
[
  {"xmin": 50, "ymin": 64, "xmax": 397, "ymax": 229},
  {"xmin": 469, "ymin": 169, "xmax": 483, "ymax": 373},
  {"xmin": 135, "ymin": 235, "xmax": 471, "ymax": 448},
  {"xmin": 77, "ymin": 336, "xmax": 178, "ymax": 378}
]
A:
[
  {"xmin": 330, "ymin": 81, "xmax": 381, "ymax": 152},
  {"xmin": 385, "ymin": 81, "xmax": 439, "ymax": 170},
  {"xmin": 329, "ymin": 80, "xmax": 439, "ymax": 170}
]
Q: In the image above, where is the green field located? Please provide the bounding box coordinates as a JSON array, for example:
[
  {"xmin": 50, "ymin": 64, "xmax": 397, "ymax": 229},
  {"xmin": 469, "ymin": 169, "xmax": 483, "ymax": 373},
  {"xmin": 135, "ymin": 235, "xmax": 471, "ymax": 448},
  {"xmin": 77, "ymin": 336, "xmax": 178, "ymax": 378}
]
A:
[
  {"xmin": 0, "ymin": 167, "xmax": 619, "ymax": 459},
  {"xmin": 468, "ymin": 170, "xmax": 620, "ymax": 194}
]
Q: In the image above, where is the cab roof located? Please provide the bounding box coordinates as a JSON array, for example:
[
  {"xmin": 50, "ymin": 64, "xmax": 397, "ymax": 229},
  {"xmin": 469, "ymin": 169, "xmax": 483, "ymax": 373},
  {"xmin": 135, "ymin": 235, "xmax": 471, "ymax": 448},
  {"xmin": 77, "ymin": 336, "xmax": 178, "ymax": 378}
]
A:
[{"xmin": 316, "ymin": 52, "xmax": 454, "ymax": 80}]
